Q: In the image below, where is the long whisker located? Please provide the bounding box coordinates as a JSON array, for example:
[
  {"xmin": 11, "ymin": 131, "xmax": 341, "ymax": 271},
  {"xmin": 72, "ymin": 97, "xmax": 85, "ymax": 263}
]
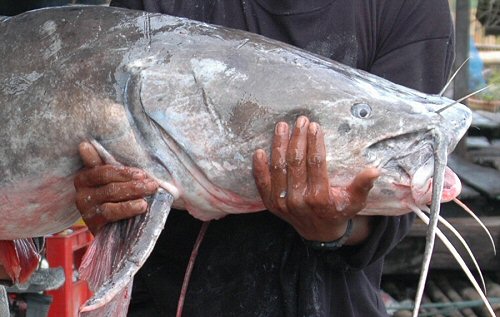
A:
[
  {"xmin": 435, "ymin": 86, "xmax": 490, "ymax": 114},
  {"xmin": 411, "ymin": 130, "xmax": 447, "ymax": 317},
  {"xmin": 453, "ymin": 197, "xmax": 496, "ymax": 254},
  {"xmin": 439, "ymin": 57, "xmax": 470, "ymax": 96},
  {"xmin": 421, "ymin": 205, "xmax": 486, "ymax": 293},
  {"xmin": 412, "ymin": 208, "xmax": 496, "ymax": 317},
  {"xmin": 408, "ymin": 205, "xmax": 432, "ymax": 317}
]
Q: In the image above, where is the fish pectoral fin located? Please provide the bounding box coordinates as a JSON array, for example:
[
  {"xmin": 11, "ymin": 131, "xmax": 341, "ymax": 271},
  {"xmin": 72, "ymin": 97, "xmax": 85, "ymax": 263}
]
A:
[
  {"xmin": 79, "ymin": 189, "xmax": 174, "ymax": 315},
  {"xmin": 79, "ymin": 281, "xmax": 134, "ymax": 317},
  {"xmin": 0, "ymin": 239, "xmax": 40, "ymax": 284}
]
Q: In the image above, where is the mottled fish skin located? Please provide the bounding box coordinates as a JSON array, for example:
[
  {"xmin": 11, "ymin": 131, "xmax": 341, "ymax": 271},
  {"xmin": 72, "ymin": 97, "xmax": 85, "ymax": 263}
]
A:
[
  {"xmin": 0, "ymin": 6, "xmax": 470, "ymax": 240},
  {"xmin": 0, "ymin": 5, "xmax": 473, "ymax": 316}
]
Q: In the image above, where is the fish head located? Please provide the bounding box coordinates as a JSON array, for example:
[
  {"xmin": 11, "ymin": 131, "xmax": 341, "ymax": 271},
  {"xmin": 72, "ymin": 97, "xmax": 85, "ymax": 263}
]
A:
[
  {"xmin": 119, "ymin": 28, "xmax": 471, "ymax": 218},
  {"xmin": 315, "ymin": 76, "xmax": 472, "ymax": 216}
]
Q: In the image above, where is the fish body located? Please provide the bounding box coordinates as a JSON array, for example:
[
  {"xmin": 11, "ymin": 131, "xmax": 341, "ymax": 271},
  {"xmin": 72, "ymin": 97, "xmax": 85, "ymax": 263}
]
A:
[
  {"xmin": 0, "ymin": 5, "xmax": 473, "ymax": 316},
  {"xmin": 0, "ymin": 6, "xmax": 469, "ymax": 236}
]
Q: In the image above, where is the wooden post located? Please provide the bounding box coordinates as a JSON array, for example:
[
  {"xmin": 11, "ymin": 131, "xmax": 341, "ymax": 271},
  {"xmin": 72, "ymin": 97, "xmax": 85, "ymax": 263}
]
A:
[{"xmin": 454, "ymin": 0, "xmax": 471, "ymax": 158}]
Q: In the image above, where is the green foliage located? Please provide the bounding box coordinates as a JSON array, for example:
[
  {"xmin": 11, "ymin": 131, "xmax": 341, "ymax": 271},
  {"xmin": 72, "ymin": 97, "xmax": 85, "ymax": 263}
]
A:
[{"xmin": 477, "ymin": 70, "xmax": 500, "ymax": 101}]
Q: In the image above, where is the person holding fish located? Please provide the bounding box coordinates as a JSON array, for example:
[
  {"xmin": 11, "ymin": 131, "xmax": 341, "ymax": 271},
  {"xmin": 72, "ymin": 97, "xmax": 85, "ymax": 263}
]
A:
[{"xmin": 73, "ymin": 0, "xmax": 455, "ymax": 316}]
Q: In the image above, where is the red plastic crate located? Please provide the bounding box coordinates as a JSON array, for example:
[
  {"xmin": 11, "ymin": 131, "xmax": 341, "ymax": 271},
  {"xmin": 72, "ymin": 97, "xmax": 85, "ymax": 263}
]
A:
[{"xmin": 45, "ymin": 226, "xmax": 93, "ymax": 317}]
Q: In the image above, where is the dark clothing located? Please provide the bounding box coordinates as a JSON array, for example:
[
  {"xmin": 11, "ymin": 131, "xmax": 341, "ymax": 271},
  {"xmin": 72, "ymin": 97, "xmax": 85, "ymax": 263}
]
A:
[
  {"xmin": 111, "ymin": 0, "xmax": 454, "ymax": 93},
  {"xmin": 109, "ymin": 0, "xmax": 455, "ymax": 316}
]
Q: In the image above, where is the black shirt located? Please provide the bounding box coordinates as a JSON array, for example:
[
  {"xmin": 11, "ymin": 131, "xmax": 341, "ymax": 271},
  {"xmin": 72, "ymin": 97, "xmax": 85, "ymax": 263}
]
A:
[{"xmin": 109, "ymin": 0, "xmax": 455, "ymax": 316}]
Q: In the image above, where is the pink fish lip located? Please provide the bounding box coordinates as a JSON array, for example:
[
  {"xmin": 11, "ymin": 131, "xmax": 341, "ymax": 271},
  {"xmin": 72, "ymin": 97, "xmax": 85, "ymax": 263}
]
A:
[{"xmin": 411, "ymin": 166, "xmax": 462, "ymax": 206}]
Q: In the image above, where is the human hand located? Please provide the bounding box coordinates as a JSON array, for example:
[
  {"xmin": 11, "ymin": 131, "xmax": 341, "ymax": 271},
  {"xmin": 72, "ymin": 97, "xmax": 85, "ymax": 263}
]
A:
[
  {"xmin": 74, "ymin": 141, "xmax": 159, "ymax": 235},
  {"xmin": 252, "ymin": 116, "xmax": 379, "ymax": 242}
]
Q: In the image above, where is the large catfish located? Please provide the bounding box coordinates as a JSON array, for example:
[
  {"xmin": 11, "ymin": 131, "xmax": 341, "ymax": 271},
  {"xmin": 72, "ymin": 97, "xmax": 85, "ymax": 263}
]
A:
[{"xmin": 0, "ymin": 5, "xmax": 490, "ymax": 317}]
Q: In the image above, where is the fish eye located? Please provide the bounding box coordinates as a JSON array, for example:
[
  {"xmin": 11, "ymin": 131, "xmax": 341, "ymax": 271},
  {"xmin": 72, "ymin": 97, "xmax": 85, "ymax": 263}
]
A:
[{"xmin": 351, "ymin": 103, "xmax": 372, "ymax": 118}]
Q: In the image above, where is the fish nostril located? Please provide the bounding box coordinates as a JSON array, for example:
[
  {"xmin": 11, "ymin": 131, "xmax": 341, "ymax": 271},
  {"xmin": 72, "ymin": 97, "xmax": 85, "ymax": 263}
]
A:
[{"xmin": 337, "ymin": 122, "xmax": 351, "ymax": 134}]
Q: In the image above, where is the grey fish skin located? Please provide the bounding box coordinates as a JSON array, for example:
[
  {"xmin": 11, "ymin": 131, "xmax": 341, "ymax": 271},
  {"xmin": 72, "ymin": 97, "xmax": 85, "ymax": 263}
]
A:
[
  {"xmin": 0, "ymin": 5, "xmax": 471, "ymax": 240},
  {"xmin": 0, "ymin": 5, "xmax": 476, "ymax": 317},
  {"xmin": 0, "ymin": 7, "xmax": 471, "ymax": 239}
]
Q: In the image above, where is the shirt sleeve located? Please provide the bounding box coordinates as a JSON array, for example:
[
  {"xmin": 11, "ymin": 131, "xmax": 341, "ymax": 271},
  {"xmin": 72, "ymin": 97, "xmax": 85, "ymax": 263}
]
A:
[{"xmin": 322, "ymin": 0, "xmax": 455, "ymax": 270}]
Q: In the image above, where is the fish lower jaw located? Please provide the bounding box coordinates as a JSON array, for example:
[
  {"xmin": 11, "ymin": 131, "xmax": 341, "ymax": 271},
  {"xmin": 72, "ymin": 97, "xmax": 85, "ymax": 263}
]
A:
[{"xmin": 411, "ymin": 166, "xmax": 462, "ymax": 205}]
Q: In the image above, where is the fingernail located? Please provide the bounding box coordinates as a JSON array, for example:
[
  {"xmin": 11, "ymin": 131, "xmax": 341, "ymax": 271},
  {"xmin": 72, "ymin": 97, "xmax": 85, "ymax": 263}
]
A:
[
  {"xmin": 296, "ymin": 116, "xmax": 307, "ymax": 128},
  {"xmin": 132, "ymin": 200, "xmax": 147, "ymax": 211},
  {"xmin": 309, "ymin": 122, "xmax": 318, "ymax": 134},
  {"xmin": 254, "ymin": 149, "xmax": 264, "ymax": 160},
  {"xmin": 144, "ymin": 179, "xmax": 158, "ymax": 191},
  {"xmin": 275, "ymin": 122, "xmax": 287, "ymax": 134},
  {"xmin": 368, "ymin": 175, "xmax": 378, "ymax": 188}
]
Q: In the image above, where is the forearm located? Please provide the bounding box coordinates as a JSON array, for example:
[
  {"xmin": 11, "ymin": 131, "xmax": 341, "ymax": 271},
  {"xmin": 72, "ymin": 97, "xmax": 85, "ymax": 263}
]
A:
[{"xmin": 321, "ymin": 214, "xmax": 415, "ymax": 270}]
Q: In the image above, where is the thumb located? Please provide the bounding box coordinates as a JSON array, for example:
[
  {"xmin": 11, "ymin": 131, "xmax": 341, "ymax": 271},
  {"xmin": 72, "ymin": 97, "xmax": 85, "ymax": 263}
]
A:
[
  {"xmin": 349, "ymin": 168, "xmax": 379, "ymax": 195},
  {"xmin": 343, "ymin": 168, "xmax": 379, "ymax": 214},
  {"xmin": 78, "ymin": 141, "xmax": 104, "ymax": 168}
]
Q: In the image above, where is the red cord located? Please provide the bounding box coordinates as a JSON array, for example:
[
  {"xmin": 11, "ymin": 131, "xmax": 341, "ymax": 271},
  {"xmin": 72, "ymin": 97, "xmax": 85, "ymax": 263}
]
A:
[{"xmin": 176, "ymin": 221, "xmax": 210, "ymax": 317}]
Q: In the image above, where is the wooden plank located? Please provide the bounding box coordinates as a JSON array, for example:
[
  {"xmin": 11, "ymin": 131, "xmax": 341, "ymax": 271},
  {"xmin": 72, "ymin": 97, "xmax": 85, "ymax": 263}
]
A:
[
  {"xmin": 458, "ymin": 183, "xmax": 482, "ymax": 200},
  {"xmin": 469, "ymin": 147, "xmax": 500, "ymax": 156},
  {"xmin": 385, "ymin": 217, "xmax": 500, "ymax": 273},
  {"xmin": 454, "ymin": 0, "xmax": 470, "ymax": 102},
  {"xmin": 453, "ymin": 0, "xmax": 470, "ymax": 157},
  {"xmin": 448, "ymin": 154, "xmax": 500, "ymax": 198},
  {"xmin": 476, "ymin": 44, "xmax": 500, "ymax": 51},
  {"xmin": 469, "ymin": 147, "xmax": 500, "ymax": 170},
  {"xmin": 472, "ymin": 111, "xmax": 500, "ymax": 129},
  {"xmin": 475, "ymin": 110, "xmax": 500, "ymax": 125},
  {"xmin": 478, "ymin": 50, "xmax": 500, "ymax": 64},
  {"xmin": 466, "ymin": 136, "xmax": 491, "ymax": 149}
]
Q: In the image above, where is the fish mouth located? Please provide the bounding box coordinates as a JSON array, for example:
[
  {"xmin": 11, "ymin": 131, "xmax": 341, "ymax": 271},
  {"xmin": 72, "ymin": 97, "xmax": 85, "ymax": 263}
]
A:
[
  {"xmin": 372, "ymin": 138, "xmax": 462, "ymax": 209},
  {"xmin": 410, "ymin": 157, "xmax": 462, "ymax": 205},
  {"xmin": 370, "ymin": 125, "xmax": 464, "ymax": 207}
]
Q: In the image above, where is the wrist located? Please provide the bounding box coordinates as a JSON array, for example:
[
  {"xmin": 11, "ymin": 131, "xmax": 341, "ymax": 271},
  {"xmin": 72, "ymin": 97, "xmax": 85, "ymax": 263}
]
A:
[{"xmin": 303, "ymin": 218, "xmax": 354, "ymax": 251}]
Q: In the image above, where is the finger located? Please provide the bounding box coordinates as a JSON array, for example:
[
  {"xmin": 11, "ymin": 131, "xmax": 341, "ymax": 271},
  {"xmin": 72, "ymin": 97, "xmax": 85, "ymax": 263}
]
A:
[
  {"xmin": 252, "ymin": 149, "xmax": 272, "ymax": 206},
  {"xmin": 100, "ymin": 199, "xmax": 148, "ymax": 222},
  {"xmin": 80, "ymin": 198, "xmax": 148, "ymax": 235},
  {"xmin": 270, "ymin": 122, "xmax": 289, "ymax": 211},
  {"xmin": 343, "ymin": 168, "xmax": 379, "ymax": 213},
  {"xmin": 79, "ymin": 141, "xmax": 103, "ymax": 168},
  {"xmin": 90, "ymin": 178, "xmax": 159, "ymax": 205},
  {"xmin": 74, "ymin": 165, "xmax": 148, "ymax": 188},
  {"xmin": 305, "ymin": 122, "xmax": 331, "ymax": 207},
  {"xmin": 286, "ymin": 116, "xmax": 309, "ymax": 211}
]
